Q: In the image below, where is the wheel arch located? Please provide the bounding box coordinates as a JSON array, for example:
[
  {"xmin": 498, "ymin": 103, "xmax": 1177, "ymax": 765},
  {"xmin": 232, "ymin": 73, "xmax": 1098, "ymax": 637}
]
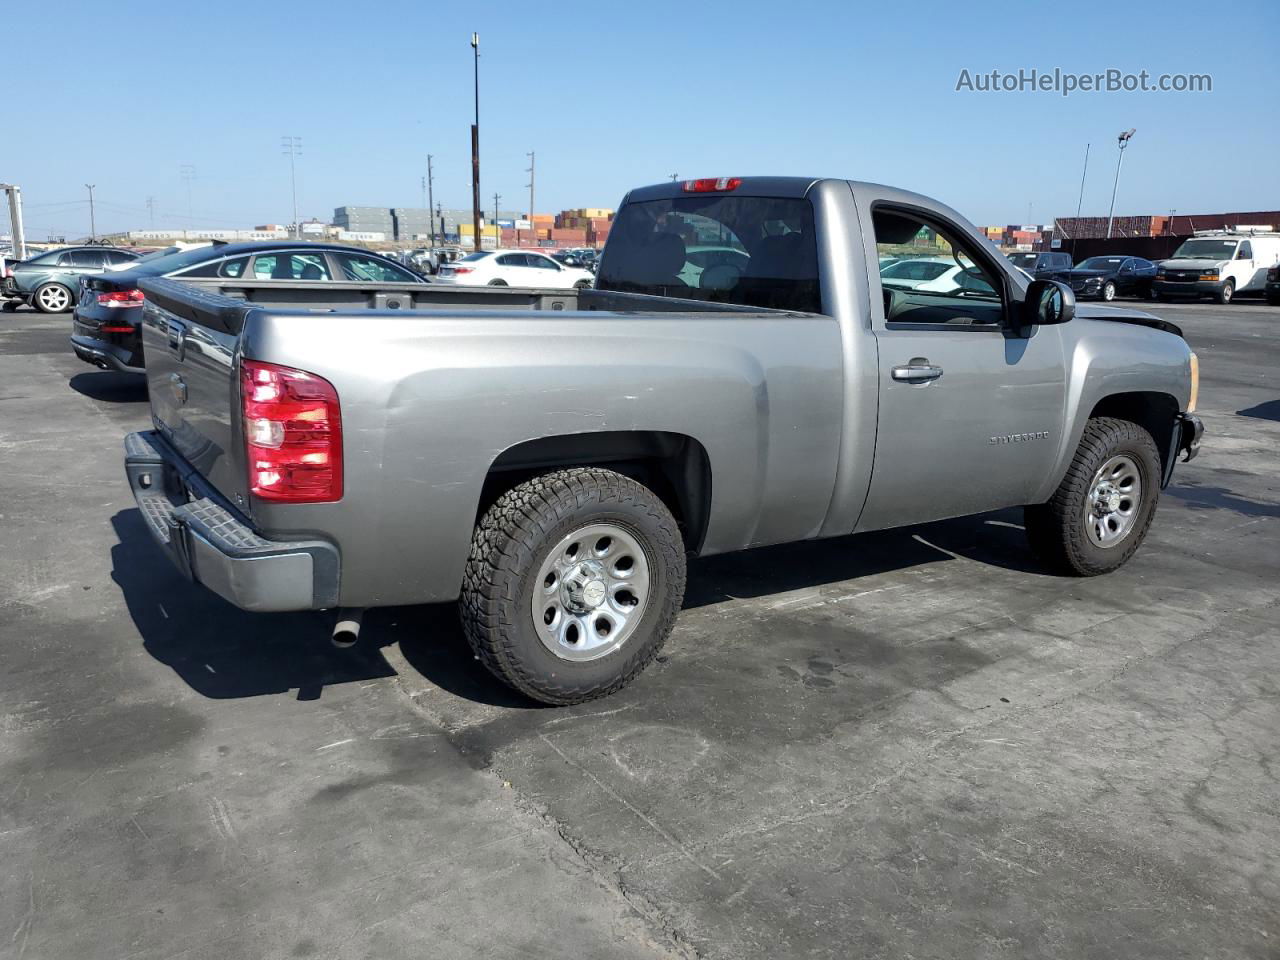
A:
[
  {"xmin": 477, "ymin": 430, "xmax": 713, "ymax": 555},
  {"xmin": 1087, "ymin": 391, "xmax": 1180, "ymax": 479}
]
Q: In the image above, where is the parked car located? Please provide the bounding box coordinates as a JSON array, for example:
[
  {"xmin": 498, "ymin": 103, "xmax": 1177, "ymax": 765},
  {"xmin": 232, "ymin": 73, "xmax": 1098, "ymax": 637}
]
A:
[
  {"xmin": 1153, "ymin": 231, "xmax": 1280, "ymax": 304},
  {"xmin": 1267, "ymin": 263, "xmax": 1280, "ymax": 306},
  {"xmin": 878, "ymin": 257, "xmax": 957, "ymax": 289},
  {"xmin": 3, "ymin": 245, "xmax": 141, "ymax": 313},
  {"xmin": 1064, "ymin": 256, "xmax": 1158, "ymax": 301},
  {"xmin": 676, "ymin": 245, "xmax": 751, "ymax": 288},
  {"xmin": 71, "ymin": 241, "xmax": 426, "ymax": 372},
  {"xmin": 1006, "ymin": 251, "xmax": 1073, "ymax": 282},
  {"xmin": 435, "ymin": 250, "xmax": 594, "ymax": 288},
  {"xmin": 123, "ymin": 175, "xmax": 1201, "ymax": 706}
]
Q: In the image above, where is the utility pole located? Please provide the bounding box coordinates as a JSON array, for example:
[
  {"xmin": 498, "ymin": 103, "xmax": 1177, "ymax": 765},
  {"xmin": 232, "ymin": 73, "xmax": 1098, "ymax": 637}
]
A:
[
  {"xmin": 493, "ymin": 191, "xmax": 501, "ymax": 247},
  {"xmin": 84, "ymin": 184, "xmax": 96, "ymax": 241},
  {"xmin": 0, "ymin": 183, "xmax": 27, "ymax": 261},
  {"xmin": 146, "ymin": 195, "xmax": 155, "ymax": 228},
  {"xmin": 1105, "ymin": 128, "xmax": 1135, "ymax": 240},
  {"xmin": 669, "ymin": 173, "xmax": 679, "ymax": 182},
  {"xmin": 427, "ymin": 154, "xmax": 435, "ymax": 248},
  {"xmin": 470, "ymin": 32, "xmax": 482, "ymax": 252},
  {"xmin": 180, "ymin": 164, "xmax": 196, "ymax": 229},
  {"xmin": 282, "ymin": 136, "xmax": 302, "ymax": 238},
  {"xmin": 1075, "ymin": 143, "xmax": 1090, "ymax": 219},
  {"xmin": 526, "ymin": 150, "xmax": 535, "ymax": 236},
  {"xmin": 436, "ymin": 202, "xmax": 443, "ymax": 247},
  {"xmin": 1167, "ymin": 208, "xmax": 1177, "ymax": 236}
]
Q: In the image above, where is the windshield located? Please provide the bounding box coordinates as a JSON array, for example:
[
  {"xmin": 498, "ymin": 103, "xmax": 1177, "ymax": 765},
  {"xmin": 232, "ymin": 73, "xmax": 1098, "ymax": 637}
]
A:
[
  {"xmin": 458, "ymin": 251, "xmax": 492, "ymax": 262},
  {"xmin": 1172, "ymin": 239, "xmax": 1238, "ymax": 260},
  {"xmin": 1078, "ymin": 257, "xmax": 1124, "ymax": 270},
  {"xmin": 596, "ymin": 193, "xmax": 821, "ymax": 313},
  {"xmin": 131, "ymin": 245, "xmax": 240, "ymax": 275},
  {"xmin": 1007, "ymin": 253, "xmax": 1038, "ymax": 267}
]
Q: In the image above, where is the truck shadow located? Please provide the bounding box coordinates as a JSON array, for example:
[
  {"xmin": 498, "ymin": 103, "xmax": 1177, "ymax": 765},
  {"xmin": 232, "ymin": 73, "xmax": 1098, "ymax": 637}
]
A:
[
  {"xmin": 112, "ymin": 506, "xmax": 1044, "ymax": 707},
  {"xmin": 110, "ymin": 509, "xmax": 397, "ymax": 701},
  {"xmin": 69, "ymin": 371, "xmax": 148, "ymax": 404}
]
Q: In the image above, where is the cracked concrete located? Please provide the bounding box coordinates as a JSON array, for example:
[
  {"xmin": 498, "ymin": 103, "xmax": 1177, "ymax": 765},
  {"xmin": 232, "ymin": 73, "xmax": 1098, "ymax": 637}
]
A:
[{"xmin": 2, "ymin": 301, "xmax": 1278, "ymax": 959}]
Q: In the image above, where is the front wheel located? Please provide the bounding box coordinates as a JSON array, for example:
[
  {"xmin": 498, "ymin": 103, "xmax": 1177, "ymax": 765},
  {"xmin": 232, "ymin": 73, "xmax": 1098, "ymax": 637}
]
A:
[
  {"xmin": 573, "ymin": 279, "xmax": 591, "ymax": 290},
  {"xmin": 1267, "ymin": 294, "xmax": 1280, "ymax": 306},
  {"xmin": 1102, "ymin": 280, "xmax": 1116, "ymax": 301},
  {"xmin": 460, "ymin": 468, "xmax": 686, "ymax": 704},
  {"xmin": 1025, "ymin": 417, "xmax": 1161, "ymax": 576},
  {"xmin": 33, "ymin": 283, "xmax": 73, "ymax": 313},
  {"xmin": 1215, "ymin": 279, "xmax": 1234, "ymax": 304}
]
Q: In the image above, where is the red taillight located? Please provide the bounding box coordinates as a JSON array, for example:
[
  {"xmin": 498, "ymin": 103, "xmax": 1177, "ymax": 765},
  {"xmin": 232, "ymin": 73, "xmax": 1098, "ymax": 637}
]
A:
[
  {"xmin": 100, "ymin": 324, "xmax": 136, "ymax": 334},
  {"xmin": 97, "ymin": 289, "xmax": 145, "ymax": 308},
  {"xmin": 681, "ymin": 177, "xmax": 742, "ymax": 193},
  {"xmin": 452, "ymin": 266, "xmax": 473, "ymax": 274},
  {"xmin": 240, "ymin": 359, "xmax": 343, "ymax": 503}
]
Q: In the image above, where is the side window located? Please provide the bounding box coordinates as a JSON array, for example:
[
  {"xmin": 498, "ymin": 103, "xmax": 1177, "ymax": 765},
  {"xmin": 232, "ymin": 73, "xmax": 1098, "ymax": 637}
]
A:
[
  {"xmin": 175, "ymin": 256, "xmax": 250, "ymax": 279},
  {"xmin": 335, "ymin": 252, "xmax": 417, "ymax": 282},
  {"xmin": 872, "ymin": 208, "xmax": 1004, "ymax": 327},
  {"xmin": 68, "ymin": 250, "xmax": 106, "ymax": 267},
  {"xmin": 104, "ymin": 250, "xmax": 135, "ymax": 265},
  {"xmin": 252, "ymin": 252, "xmax": 332, "ymax": 280},
  {"xmin": 496, "ymin": 254, "xmax": 525, "ymax": 267},
  {"xmin": 529, "ymin": 255, "xmax": 560, "ymax": 270},
  {"xmin": 1238, "ymin": 241, "xmax": 1252, "ymax": 260}
]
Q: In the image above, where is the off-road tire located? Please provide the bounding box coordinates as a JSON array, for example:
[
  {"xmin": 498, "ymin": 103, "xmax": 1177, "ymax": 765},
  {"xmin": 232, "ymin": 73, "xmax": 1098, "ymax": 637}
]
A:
[
  {"xmin": 1025, "ymin": 417, "xmax": 1161, "ymax": 576},
  {"xmin": 461, "ymin": 468, "xmax": 686, "ymax": 705}
]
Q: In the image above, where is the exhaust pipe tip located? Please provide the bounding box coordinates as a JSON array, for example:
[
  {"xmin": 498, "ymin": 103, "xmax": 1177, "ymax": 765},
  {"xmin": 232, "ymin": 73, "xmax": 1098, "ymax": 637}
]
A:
[{"xmin": 331, "ymin": 608, "xmax": 364, "ymax": 649}]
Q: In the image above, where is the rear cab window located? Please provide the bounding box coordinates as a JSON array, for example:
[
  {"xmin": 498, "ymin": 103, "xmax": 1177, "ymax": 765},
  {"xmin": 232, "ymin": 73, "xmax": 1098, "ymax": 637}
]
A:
[{"xmin": 597, "ymin": 193, "xmax": 822, "ymax": 313}]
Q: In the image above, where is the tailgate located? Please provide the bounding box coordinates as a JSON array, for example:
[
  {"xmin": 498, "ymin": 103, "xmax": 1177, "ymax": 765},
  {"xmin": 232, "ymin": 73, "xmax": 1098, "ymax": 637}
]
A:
[{"xmin": 138, "ymin": 278, "xmax": 251, "ymax": 508}]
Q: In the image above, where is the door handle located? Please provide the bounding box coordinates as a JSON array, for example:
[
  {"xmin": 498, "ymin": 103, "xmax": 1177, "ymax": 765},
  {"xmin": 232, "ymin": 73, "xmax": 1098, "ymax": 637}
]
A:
[{"xmin": 892, "ymin": 360, "xmax": 944, "ymax": 383}]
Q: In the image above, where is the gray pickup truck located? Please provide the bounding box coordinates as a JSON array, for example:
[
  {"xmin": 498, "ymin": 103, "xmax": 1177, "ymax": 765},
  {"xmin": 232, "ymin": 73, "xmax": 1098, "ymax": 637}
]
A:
[{"xmin": 123, "ymin": 176, "xmax": 1203, "ymax": 704}]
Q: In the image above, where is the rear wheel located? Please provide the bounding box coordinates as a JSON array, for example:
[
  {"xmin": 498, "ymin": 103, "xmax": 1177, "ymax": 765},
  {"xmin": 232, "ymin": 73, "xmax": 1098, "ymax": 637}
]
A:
[
  {"xmin": 487, "ymin": 278, "xmax": 507, "ymax": 286},
  {"xmin": 461, "ymin": 467, "xmax": 686, "ymax": 705},
  {"xmin": 1025, "ymin": 417, "xmax": 1161, "ymax": 576},
  {"xmin": 1215, "ymin": 279, "xmax": 1234, "ymax": 304},
  {"xmin": 33, "ymin": 283, "xmax": 72, "ymax": 313},
  {"xmin": 1, "ymin": 300, "xmax": 19, "ymax": 312}
]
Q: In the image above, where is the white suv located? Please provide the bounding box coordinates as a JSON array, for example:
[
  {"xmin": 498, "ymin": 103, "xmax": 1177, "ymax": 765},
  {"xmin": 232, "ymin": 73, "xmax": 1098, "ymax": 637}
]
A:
[
  {"xmin": 435, "ymin": 250, "xmax": 594, "ymax": 289},
  {"xmin": 1154, "ymin": 230, "xmax": 1280, "ymax": 304}
]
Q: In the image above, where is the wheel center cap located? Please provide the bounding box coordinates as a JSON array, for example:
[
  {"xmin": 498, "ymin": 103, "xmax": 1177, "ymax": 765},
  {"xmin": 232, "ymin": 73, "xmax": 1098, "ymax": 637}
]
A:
[
  {"xmin": 562, "ymin": 560, "xmax": 608, "ymax": 611},
  {"xmin": 1094, "ymin": 482, "xmax": 1122, "ymax": 514}
]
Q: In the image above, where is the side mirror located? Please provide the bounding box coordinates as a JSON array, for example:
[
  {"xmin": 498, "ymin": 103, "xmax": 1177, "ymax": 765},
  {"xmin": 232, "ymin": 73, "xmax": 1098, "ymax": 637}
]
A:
[{"xmin": 1020, "ymin": 279, "xmax": 1075, "ymax": 328}]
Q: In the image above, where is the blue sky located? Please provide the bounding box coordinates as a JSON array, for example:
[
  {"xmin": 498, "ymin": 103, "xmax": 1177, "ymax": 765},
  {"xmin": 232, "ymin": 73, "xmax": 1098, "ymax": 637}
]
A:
[{"xmin": 5, "ymin": 0, "xmax": 1277, "ymax": 239}]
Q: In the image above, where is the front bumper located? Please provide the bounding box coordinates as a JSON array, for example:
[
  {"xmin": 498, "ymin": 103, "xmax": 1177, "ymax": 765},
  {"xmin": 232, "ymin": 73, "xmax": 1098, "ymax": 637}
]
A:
[
  {"xmin": 1154, "ymin": 278, "xmax": 1223, "ymax": 298},
  {"xmin": 71, "ymin": 335, "xmax": 145, "ymax": 374},
  {"xmin": 1162, "ymin": 413, "xmax": 1204, "ymax": 487},
  {"xmin": 124, "ymin": 431, "xmax": 340, "ymax": 612}
]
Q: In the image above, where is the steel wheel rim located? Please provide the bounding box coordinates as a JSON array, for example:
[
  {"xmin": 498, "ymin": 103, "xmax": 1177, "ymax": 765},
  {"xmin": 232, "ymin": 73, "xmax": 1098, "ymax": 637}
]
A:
[
  {"xmin": 1085, "ymin": 454, "xmax": 1142, "ymax": 548},
  {"xmin": 531, "ymin": 522, "xmax": 651, "ymax": 662},
  {"xmin": 39, "ymin": 286, "xmax": 69, "ymax": 311}
]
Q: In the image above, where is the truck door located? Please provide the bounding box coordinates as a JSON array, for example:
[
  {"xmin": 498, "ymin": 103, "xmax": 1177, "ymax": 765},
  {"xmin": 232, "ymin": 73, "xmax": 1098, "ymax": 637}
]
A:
[{"xmin": 855, "ymin": 202, "xmax": 1067, "ymax": 532}]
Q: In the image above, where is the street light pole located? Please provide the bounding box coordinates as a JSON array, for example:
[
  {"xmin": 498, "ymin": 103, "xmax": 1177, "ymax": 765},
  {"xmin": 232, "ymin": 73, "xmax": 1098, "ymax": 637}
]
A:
[
  {"xmin": 470, "ymin": 32, "xmax": 482, "ymax": 252},
  {"xmin": 281, "ymin": 136, "xmax": 302, "ymax": 238},
  {"xmin": 493, "ymin": 192, "xmax": 501, "ymax": 247},
  {"xmin": 1105, "ymin": 129, "xmax": 1135, "ymax": 240},
  {"xmin": 1075, "ymin": 143, "xmax": 1089, "ymax": 219},
  {"xmin": 84, "ymin": 184, "xmax": 96, "ymax": 240},
  {"xmin": 427, "ymin": 155, "xmax": 435, "ymax": 248}
]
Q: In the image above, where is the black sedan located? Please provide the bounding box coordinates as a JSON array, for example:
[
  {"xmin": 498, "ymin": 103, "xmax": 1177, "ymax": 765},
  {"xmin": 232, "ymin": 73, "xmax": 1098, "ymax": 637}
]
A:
[
  {"xmin": 71, "ymin": 241, "xmax": 425, "ymax": 373},
  {"xmin": 1063, "ymin": 255, "xmax": 1157, "ymax": 301}
]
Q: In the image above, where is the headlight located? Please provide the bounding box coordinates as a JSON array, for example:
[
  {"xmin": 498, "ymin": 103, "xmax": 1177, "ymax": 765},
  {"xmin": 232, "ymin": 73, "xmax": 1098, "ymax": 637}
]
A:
[{"xmin": 1085, "ymin": 277, "xmax": 1102, "ymax": 286}]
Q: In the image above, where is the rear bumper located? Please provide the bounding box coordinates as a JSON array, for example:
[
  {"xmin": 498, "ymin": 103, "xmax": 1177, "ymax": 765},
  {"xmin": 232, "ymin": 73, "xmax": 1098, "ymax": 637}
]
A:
[
  {"xmin": 124, "ymin": 430, "xmax": 340, "ymax": 612},
  {"xmin": 71, "ymin": 335, "xmax": 145, "ymax": 374}
]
